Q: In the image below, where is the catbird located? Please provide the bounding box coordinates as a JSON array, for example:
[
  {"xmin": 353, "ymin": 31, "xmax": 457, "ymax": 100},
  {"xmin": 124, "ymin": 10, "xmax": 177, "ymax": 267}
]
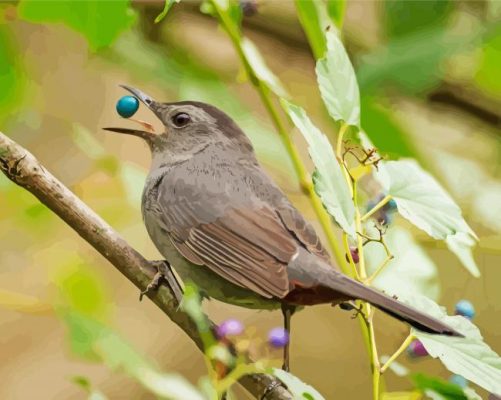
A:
[{"xmin": 105, "ymin": 85, "xmax": 462, "ymax": 371}]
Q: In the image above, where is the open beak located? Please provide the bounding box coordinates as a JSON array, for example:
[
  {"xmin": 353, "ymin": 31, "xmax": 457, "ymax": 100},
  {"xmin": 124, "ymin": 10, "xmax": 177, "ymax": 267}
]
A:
[{"xmin": 103, "ymin": 85, "xmax": 159, "ymax": 142}]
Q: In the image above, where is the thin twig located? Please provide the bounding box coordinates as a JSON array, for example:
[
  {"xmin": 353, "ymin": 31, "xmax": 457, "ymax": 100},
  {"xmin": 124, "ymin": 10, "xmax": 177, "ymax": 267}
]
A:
[{"xmin": 0, "ymin": 132, "xmax": 292, "ymax": 400}]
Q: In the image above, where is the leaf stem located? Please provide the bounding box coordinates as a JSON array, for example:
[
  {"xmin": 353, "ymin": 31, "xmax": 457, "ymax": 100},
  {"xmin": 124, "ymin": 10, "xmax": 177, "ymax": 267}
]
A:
[
  {"xmin": 361, "ymin": 195, "xmax": 392, "ymax": 223},
  {"xmin": 380, "ymin": 334, "xmax": 414, "ymax": 374},
  {"xmin": 365, "ymin": 254, "xmax": 393, "ymax": 285},
  {"xmin": 210, "ymin": 1, "xmax": 349, "ymax": 274}
]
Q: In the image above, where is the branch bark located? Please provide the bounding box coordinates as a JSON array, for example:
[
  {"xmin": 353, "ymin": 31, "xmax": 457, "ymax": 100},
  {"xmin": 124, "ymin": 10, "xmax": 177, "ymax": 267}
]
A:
[{"xmin": 0, "ymin": 131, "xmax": 292, "ymax": 400}]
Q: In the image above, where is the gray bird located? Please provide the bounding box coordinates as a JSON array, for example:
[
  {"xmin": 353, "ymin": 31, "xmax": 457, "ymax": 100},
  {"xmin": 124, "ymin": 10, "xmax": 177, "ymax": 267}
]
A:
[{"xmin": 105, "ymin": 85, "xmax": 461, "ymax": 371}]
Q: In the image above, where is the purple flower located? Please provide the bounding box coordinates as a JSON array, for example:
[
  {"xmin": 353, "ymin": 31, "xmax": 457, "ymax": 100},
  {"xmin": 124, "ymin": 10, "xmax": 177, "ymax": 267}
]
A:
[
  {"xmin": 217, "ymin": 319, "xmax": 244, "ymax": 338},
  {"xmin": 268, "ymin": 327, "xmax": 289, "ymax": 348},
  {"xmin": 407, "ymin": 339, "xmax": 428, "ymax": 357}
]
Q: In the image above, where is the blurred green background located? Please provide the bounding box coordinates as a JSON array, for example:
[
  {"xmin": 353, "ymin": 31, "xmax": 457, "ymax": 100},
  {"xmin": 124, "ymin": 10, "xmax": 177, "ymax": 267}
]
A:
[{"xmin": 1, "ymin": 0, "xmax": 501, "ymax": 398}]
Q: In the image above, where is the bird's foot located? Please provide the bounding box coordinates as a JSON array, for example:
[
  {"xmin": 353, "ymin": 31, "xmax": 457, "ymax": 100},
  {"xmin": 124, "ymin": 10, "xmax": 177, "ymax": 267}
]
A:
[
  {"xmin": 261, "ymin": 381, "xmax": 285, "ymax": 400},
  {"xmin": 339, "ymin": 301, "xmax": 366, "ymax": 320},
  {"xmin": 139, "ymin": 260, "xmax": 184, "ymax": 305}
]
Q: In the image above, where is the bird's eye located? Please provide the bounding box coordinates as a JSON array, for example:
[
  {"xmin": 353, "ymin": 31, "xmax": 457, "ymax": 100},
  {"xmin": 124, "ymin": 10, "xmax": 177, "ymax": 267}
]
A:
[{"xmin": 172, "ymin": 112, "xmax": 191, "ymax": 127}]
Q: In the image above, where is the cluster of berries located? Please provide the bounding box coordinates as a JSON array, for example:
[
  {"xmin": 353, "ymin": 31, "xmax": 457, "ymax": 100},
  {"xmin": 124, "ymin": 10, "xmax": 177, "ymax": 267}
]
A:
[{"xmin": 216, "ymin": 318, "xmax": 289, "ymax": 348}]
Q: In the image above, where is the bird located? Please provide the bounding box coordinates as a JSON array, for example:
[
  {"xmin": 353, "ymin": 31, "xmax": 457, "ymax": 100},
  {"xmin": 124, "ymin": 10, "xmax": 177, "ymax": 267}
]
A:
[{"xmin": 105, "ymin": 85, "xmax": 462, "ymax": 371}]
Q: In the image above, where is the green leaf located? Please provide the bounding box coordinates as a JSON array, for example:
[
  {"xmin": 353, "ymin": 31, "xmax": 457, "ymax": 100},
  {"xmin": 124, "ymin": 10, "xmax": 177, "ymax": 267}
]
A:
[
  {"xmin": 408, "ymin": 295, "xmax": 501, "ymax": 397},
  {"xmin": 64, "ymin": 311, "xmax": 205, "ymax": 400},
  {"xmin": 294, "ymin": 0, "xmax": 329, "ymax": 60},
  {"xmin": 181, "ymin": 284, "xmax": 218, "ymax": 351},
  {"xmin": 0, "ymin": 26, "xmax": 25, "ymax": 124},
  {"xmin": 360, "ymin": 96, "xmax": 417, "ymax": 159},
  {"xmin": 383, "ymin": 0, "xmax": 453, "ymax": 39},
  {"xmin": 53, "ymin": 260, "xmax": 110, "ymax": 320},
  {"xmin": 241, "ymin": 38, "xmax": 289, "ymax": 98},
  {"xmin": 281, "ymin": 100, "xmax": 355, "ymax": 236},
  {"xmin": 356, "ymin": 28, "xmax": 449, "ymax": 95},
  {"xmin": 326, "ymin": 0, "xmax": 346, "ymax": 29},
  {"xmin": 374, "ymin": 159, "xmax": 479, "ymax": 276},
  {"xmin": 411, "ymin": 373, "xmax": 467, "ymax": 400},
  {"xmin": 445, "ymin": 232, "xmax": 479, "ymax": 278},
  {"xmin": 272, "ymin": 368, "xmax": 326, "ymax": 400},
  {"xmin": 316, "ymin": 30, "xmax": 360, "ymax": 127},
  {"xmin": 365, "ymin": 227, "xmax": 440, "ymax": 301},
  {"xmin": 18, "ymin": 0, "xmax": 136, "ymax": 51},
  {"xmin": 475, "ymin": 26, "xmax": 501, "ymax": 98},
  {"xmin": 154, "ymin": 0, "xmax": 181, "ymax": 23}
]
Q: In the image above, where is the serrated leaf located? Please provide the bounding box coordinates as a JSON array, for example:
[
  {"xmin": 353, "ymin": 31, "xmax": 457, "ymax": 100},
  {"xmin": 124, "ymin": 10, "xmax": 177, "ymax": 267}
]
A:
[
  {"xmin": 18, "ymin": 0, "xmax": 136, "ymax": 51},
  {"xmin": 407, "ymin": 295, "xmax": 501, "ymax": 397},
  {"xmin": 64, "ymin": 311, "xmax": 205, "ymax": 400},
  {"xmin": 281, "ymin": 100, "xmax": 355, "ymax": 236},
  {"xmin": 154, "ymin": 0, "xmax": 180, "ymax": 23},
  {"xmin": 365, "ymin": 227, "xmax": 440, "ymax": 301},
  {"xmin": 374, "ymin": 159, "xmax": 479, "ymax": 276},
  {"xmin": 316, "ymin": 30, "xmax": 360, "ymax": 127},
  {"xmin": 241, "ymin": 38, "xmax": 288, "ymax": 98},
  {"xmin": 272, "ymin": 368, "xmax": 326, "ymax": 400},
  {"xmin": 446, "ymin": 232, "xmax": 479, "ymax": 277}
]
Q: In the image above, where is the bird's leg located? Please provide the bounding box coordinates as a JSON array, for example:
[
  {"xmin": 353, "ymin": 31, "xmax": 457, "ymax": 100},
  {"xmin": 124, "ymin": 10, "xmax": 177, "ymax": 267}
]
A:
[
  {"xmin": 281, "ymin": 304, "xmax": 296, "ymax": 372},
  {"xmin": 140, "ymin": 260, "xmax": 184, "ymax": 305}
]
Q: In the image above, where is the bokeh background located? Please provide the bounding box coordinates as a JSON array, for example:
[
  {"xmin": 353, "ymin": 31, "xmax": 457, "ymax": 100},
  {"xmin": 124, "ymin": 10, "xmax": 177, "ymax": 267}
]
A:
[{"xmin": 1, "ymin": 0, "xmax": 501, "ymax": 398}]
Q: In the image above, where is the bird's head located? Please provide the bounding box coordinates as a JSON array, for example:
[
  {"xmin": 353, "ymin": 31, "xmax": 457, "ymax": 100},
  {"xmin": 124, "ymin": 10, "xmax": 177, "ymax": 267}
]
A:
[{"xmin": 104, "ymin": 85, "xmax": 254, "ymax": 160}]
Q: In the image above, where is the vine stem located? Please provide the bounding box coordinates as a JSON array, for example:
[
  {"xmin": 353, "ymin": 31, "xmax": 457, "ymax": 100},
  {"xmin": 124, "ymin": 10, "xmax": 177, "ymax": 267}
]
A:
[
  {"xmin": 380, "ymin": 334, "xmax": 415, "ymax": 374},
  {"xmin": 210, "ymin": 0, "xmax": 349, "ymax": 274},
  {"xmin": 361, "ymin": 194, "xmax": 392, "ymax": 222}
]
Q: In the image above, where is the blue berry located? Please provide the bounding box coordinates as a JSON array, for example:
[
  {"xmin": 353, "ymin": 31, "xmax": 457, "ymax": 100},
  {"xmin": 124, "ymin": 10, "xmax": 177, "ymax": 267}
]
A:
[
  {"xmin": 116, "ymin": 95, "xmax": 139, "ymax": 118},
  {"xmin": 449, "ymin": 374, "xmax": 467, "ymax": 388},
  {"xmin": 217, "ymin": 319, "xmax": 244, "ymax": 338},
  {"xmin": 455, "ymin": 300, "xmax": 475, "ymax": 319},
  {"xmin": 386, "ymin": 198, "xmax": 397, "ymax": 211},
  {"xmin": 268, "ymin": 327, "xmax": 289, "ymax": 348},
  {"xmin": 407, "ymin": 339, "xmax": 428, "ymax": 357}
]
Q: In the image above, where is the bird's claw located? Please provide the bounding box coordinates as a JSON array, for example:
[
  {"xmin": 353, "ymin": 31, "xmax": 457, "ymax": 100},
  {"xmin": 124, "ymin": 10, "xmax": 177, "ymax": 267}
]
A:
[
  {"xmin": 139, "ymin": 270, "xmax": 163, "ymax": 302},
  {"xmin": 261, "ymin": 381, "xmax": 285, "ymax": 400},
  {"xmin": 139, "ymin": 260, "xmax": 184, "ymax": 305}
]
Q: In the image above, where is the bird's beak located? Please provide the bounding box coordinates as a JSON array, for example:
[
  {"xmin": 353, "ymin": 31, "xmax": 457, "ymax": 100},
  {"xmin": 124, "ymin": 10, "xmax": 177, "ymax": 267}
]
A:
[{"xmin": 103, "ymin": 85, "xmax": 159, "ymax": 142}]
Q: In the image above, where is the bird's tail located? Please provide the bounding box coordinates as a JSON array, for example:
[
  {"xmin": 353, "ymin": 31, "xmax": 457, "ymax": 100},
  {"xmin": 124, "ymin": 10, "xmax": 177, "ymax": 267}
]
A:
[{"xmin": 326, "ymin": 272, "xmax": 463, "ymax": 337}]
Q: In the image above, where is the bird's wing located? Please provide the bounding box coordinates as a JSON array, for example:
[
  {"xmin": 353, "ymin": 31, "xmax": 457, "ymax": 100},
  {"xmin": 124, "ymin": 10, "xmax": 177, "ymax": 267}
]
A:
[
  {"xmin": 157, "ymin": 180, "xmax": 298, "ymax": 298},
  {"xmin": 276, "ymin": 203, "xmax": 331, "ymax": 263},
  {"xmin": 153, "ymin": 156, "xmax": 332, "ymax": 299}
]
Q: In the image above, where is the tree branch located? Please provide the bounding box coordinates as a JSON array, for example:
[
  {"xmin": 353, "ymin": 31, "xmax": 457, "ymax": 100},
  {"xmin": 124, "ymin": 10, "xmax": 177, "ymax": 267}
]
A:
[{"xmin": 0, "ymin": 131, "xmax": 292, "ymax": 400}]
